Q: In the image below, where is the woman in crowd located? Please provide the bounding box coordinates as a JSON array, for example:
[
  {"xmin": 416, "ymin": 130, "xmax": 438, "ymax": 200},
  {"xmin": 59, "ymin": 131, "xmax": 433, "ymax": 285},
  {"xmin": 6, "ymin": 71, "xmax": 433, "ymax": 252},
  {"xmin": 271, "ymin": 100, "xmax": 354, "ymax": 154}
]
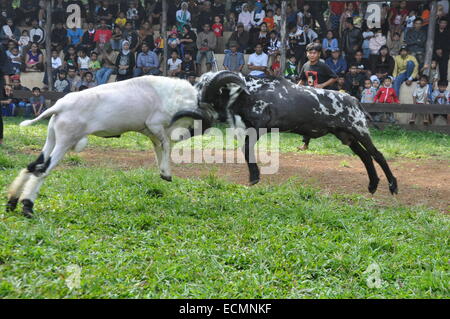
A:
[
  {"xmin": 115, "ymin": 40, "xmax": 135, "ymax": 81},
  {"xmin": 25, "ymin": 42, "xmax": 44, "ymax": 72}
]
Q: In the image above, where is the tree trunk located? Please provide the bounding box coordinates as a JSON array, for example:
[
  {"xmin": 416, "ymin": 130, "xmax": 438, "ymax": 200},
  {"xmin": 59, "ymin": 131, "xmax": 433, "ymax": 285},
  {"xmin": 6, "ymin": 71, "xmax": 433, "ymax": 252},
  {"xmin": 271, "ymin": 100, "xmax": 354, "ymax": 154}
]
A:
[
  {"xmin": 280, "ymin": 1, "xmax": 287, "ymax": 75},
  {"xmin": 424, "ymin": 0, "xmax": 437, "ymax": 78},
  {"xmin": 162, "ymin": 0, "xmax": 168, "ymax": 76},
  {"xmin": 45, "ymin": 0, "xmax": 53, "ymax": 91}
]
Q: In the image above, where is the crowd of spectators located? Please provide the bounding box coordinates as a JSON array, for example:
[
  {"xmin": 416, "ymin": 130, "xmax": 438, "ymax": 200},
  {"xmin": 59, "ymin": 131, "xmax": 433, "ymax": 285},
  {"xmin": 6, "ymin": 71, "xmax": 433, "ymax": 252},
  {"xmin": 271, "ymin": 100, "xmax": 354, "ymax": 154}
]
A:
[{"xmin": 0, "ymin": 0, "xmax": 449, "ymax": 122}]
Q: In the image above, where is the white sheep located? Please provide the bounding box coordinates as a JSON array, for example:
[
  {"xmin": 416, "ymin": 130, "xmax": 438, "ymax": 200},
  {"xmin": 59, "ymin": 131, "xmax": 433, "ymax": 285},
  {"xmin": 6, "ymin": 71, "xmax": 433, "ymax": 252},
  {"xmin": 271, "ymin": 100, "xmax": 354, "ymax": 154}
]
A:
[{"xmin": 7, "ymin": 75, "xmax": 209, "ymax": 217}]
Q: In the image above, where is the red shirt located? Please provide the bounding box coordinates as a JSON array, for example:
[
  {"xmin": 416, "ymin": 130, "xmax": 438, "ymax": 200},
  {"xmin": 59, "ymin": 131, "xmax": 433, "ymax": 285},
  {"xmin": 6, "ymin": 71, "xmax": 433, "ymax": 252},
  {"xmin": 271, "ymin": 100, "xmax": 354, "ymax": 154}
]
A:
[
  {"xmin": 330, "ymin": 2, "xmax": 346, "ymax": 15},
  {"xmin": 212, "ymin": 23, "xmax": 223, "ymax": 37},
  {"xmin": 94, "ymin": 29, "xmax": 112, "ymax": 44},
  {"xmin": 374, "ymin": 87, "xmax": 399, "ymax": 104}
]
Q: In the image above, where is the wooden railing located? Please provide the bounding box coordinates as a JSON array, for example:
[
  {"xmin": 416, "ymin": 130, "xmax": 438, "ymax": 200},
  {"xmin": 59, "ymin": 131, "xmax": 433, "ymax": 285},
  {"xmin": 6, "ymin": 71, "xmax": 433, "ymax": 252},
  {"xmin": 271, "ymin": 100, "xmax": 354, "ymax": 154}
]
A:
[{"xmin": 11, "ymin": 90, "xmax": 450, "ymax": 134}]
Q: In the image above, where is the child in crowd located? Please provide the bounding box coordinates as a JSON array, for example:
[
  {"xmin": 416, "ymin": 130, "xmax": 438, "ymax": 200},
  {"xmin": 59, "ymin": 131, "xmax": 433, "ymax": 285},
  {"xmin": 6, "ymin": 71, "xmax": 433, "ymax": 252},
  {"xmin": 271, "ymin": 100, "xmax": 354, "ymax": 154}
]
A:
[
  {"xmin": 270, "ymin": 53, "xmax": 281, "ymax": 77},
  {"xmin": 53, "ymin": 70, "xmax": 71, "ymax": 93},
  {"xmin": 77, "ymin": 49, "xmax": 90, "ymax": 77},
  {"xmin": 361, "ymin": 79, "xmax": 378, "ymax": 103},
  {"xmin": 89, "ymin": 52, "xmax": 101, "ymax": 78},
  {"xmin": 410, "ymin": 75, "xmax": 431, "ymax": 125},
  {"xmin": 168, "ymin": 50, "xmax": 182, "ymax": 77},
  {"xmin": 180, "ymin": 51, "xmax": 196, "ymax": 80},
  {"xmin": 212, "ymin": 15, "xmax": 223, "ymax": 53},
  {"xmin": 18, "ymin": 30, "xmax": 30, "ymax": 53},
  {"xmin": 127, "ymin": 2, "xmax": 140, "ymax": 27},
  {"xmin": 263, "ymin": 9, "xmax": 276, "ymax": 31},
  {"xmin": 167, "ymin": 31, "xmax": 180, "ymax": 54},
  {"xmin": 374, "ymin": 76, "xmax": 398, "ymax": 123},
  {"xmin": 7, "ymin": 47, "xmax": 22, "ymax": 74},
  {"xmin": 115, "ymin": 12, "xmax": 127, "ymax": 28},
  {"xmin": 284, "ymin": 55, "xmax": 298, "ymax": 82},
  {"xmin": 224, "ymin": 12, "xmax": 237, "ymax": 32},
  {"xmin": 371, "ymin": 75, "xmax": 381, "ymax": 91},
  {"xmin": 30, "ymin": 87, "xmax": 45, "ymax": 117},
  {"xmin": 80, "ymin": 71, "xmax": 97, "ymax": 89},
  {"xmin": 431, "ymin": 80, "xmax": 450, "ymax": 124},
  {"xmin": 274, "ymin": 8, "xmax": 282, "ymax": 31},
  {"xmin": 64, "ymin": 46, "xmax": 78, "ymax": 70},
  {"xmin": 335, "ymin": 76, "xmax": 346, "ymax": 93},
  {"xmin": 405, "ymin": 10, "xmax": 416, "ymax": 30}
]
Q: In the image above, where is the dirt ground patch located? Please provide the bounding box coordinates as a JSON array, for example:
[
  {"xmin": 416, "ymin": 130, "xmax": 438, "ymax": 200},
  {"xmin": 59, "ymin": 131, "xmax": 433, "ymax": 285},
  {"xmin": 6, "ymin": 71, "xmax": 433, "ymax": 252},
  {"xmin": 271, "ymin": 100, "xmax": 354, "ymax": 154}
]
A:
[{"xmin": 74, "ymin": 149, "xmax": 449, "ymax": 213}]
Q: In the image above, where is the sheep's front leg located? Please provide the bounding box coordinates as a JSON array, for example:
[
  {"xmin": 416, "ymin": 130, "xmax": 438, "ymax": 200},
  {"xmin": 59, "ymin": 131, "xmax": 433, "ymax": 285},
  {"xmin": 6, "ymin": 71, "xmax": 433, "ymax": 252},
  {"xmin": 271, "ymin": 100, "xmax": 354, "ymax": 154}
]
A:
[{"xmin": 147, "ymin": 124, "xmax": 172, "ymax": 182}]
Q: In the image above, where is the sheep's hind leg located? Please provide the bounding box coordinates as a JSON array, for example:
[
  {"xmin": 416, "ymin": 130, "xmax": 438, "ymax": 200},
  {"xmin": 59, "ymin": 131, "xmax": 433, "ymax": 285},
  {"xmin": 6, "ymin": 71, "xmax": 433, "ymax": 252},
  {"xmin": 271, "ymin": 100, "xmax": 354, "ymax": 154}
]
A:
[
  {"xmin": 146, "ymin": 124, "xmax": 172, "ymax": 182},
  {"xmin": 19, "ymin": 143, "xmax": 71, "ymax": 218}
]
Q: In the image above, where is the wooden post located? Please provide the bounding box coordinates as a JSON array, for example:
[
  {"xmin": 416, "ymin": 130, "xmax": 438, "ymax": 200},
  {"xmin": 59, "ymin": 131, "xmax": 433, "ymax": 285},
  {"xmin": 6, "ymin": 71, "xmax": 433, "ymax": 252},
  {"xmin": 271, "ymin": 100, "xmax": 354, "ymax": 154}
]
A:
[
  {"xmin": 45, "ymin": 0, "xmax": 53, "ymax": 91},
  {"xmin": 162, "ymin": 0, "xmax": 168, "ymax": 76},
  {"xmin": 424, "ymin": 0, "xmax": 437, "ymax": 77},
  {"xmin": 280, "ymin": 1, "xmax": 287, "ymax": 75}
]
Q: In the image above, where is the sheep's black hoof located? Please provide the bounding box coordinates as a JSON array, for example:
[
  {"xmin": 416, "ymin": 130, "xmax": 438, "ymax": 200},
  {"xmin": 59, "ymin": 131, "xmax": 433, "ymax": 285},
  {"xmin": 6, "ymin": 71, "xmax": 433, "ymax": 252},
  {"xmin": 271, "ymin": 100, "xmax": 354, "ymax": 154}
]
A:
[
  {"xmin": 21, "ymin": 199, "xmax": 34, "ymax": 219},
  {"xmin": 160, "ymin": 174, "xmax": 172, "ymax": 182},
  {"xmin": 249, "ymin": 178, "xmax": 260, "ymax": 186},
  {"xmin": 368, "ymin": 178, "xmax": 380, "ymax": 194},
  {"xmin": 6, "ymin": 198, "xmax": 19, "ymax": 212},
  {"xmin": 389, "ymin": 178, "xmax": 398, "ymax": 195}
]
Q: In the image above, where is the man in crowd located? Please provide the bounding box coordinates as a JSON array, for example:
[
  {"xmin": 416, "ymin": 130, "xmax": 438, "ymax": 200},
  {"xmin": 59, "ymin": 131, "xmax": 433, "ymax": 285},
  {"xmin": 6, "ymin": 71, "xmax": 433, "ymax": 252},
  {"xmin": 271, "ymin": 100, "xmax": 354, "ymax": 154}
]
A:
[
  {"xmin": 196, "ymin": 23, "xmax": 217, "ymax": 75},
  {"xmin": 404, "ymin": 18, "xmax": 427, "ymax": 67},
  {"xmin": 133, "ymin": 43, "xmax": 160, "ymax": 77},
  {"xmin": 393, "ymin": 47, "xmax": 419, "ymax": 96},
  {"xmin": 248, "ymin": 43, "xmax": 268, "ymax": 78},
  {"xmin": 223, "ymin": 42, "xmax": 245, "ymax": 73}
]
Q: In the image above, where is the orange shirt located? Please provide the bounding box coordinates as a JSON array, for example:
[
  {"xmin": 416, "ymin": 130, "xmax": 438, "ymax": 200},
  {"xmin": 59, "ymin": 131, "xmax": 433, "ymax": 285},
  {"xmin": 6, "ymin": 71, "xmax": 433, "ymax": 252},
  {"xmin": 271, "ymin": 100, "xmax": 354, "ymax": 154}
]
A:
[
  {"xmin": 263, "ymin": 17, "xmax": 275, "ymax": 31},
  {"xmin": 421, "ymin": 9, "xmax": 430, "ymax": 25}
]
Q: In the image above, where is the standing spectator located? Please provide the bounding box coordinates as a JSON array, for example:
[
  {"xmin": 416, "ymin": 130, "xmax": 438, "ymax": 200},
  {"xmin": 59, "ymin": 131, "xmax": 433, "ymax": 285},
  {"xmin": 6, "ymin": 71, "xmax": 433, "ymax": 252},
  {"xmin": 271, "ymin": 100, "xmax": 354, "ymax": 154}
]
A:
[
  {"xmin": 67, "ymin": 25, "xmax": 84, "ymax": 48},
  {"xmin": 197, "ymin": 1, "xmax": 213, "ymax": 30},
  {"xmin": 94, "ymin": 20, "xmax": 113, "ymax": 46},
  {"xmin": 43, "ymin": 49, "xmax": 62, "ymax": 88},
  {"xmin": 238, "ymin": 3, "xmax": 253, "ymax": 32},
  {"xmin": 248, "ymin": 43, "xmax": 268, "ymax": 78},
  {"xmin": 196, "ymin": 23, "xmax": 216, "ymax": 75},
  {"xmin": 393, "ymin": 47, "xmax": 419, "ymax": 96},
  {"xmin": 110, "ymin": 25, "xmax": 123, "ymax": 51},
  {"xmin": 0, "ymin": 45, "xmax": 13, "ymax": 144},
  {"xmin": 227, "ymin": 23, "xmax": 249, "ymax": 53},
  {"xmin": 223, "ymin": 42, "xmax": 245, "ymax": 73},
  {"xmin": 374, "ymin": 76, "xmax": 399, "ymax": 123},
  {"xmin": 410, "ymin": 75, "xmax": 431, "ymax": 125},
  {"xmin": 25, "ymin": 42, "xmax": 44, "ymax": 72},
  {"xmin": 50, "ymin": 22, "xmax": 67, "ymax": 52},
  {"xmin": 263, "ymin": 9, "xmax": 276, "ymax": 32},
  {"xmin": 431, "ymin": 80, "xmax": 449, "ymax": 124},
  {"xmin": 212, "ymin": 15, "xmax": 224, "ymax": 52},
  {"xmin": 29, "ymin": 19, "xmax": 45, "ymax": 46},
  {"xmin": 361, "ymin": 78, "xmax": 378, "ymax": 104},
  {"xmin": 176, "ymin": 2, "xmax": 191, "ymax": 32},
  {"xmin": 179, "ymin": 25, "xmax": 197, "ymax": 58},
  {"xmin": 329, "ymin": 1, "xmax": 346, "ymax": 32},
  {"xmin": 53, "ymin": 70, "xmax": 71, "ymax": 93},
  {"xmin": 167, "ymin": 50, "xmax": 182, "ymax": 77},
  {"xmin": 97, "ymin": 0, "xmax": 114, "ymax": 25},
  {"xmin": 96, "ymin": 43, "xmax": 118, "ymax": 85},
  {"xmin": 267, "ymin": 30, "xmax": 281, "ymax": 65},
  {"xmin": 284, "ymin": 55, "xmax": 299, "ymax": 82},
  {"xmin": 134, "ymin": 43, "xmax": 160, "ymax": 76},
  {"xmin": 434, "ymin": 18, "xmax": 450, "ymax": 82},
  {"xmin": 0, "ymin": 18, "xmax": 21, "ymax": 48},
  {"xmin": 342, "ymin": 18, "xmax": 363, "ymax": 64},
  {"xmin": 388, "ymin": 0, "xmax": 408, "ymax": 35},
  {"xmin": 325, "ymin": 48, "xmax": 347, "ymax": 77},
  {"xmin": 115, "ymin": 40, "xmax": 135, "ymax": 81},
  {"xmin": 368, "ymin": 28, "xmax": 386, "ymax": 67},
  {"xmin": 30, "ymin": 87, "xmax": 45, "ymax": 117},
  {"xmin": 122, "ymin": 21, "xmax": 139, "ymax": 53},
  {"xmin": 126, "ymin": 2, "xmax": 140, "ymax": 28},
  {"xmin": 404, "ymin": 18, "xmax": 427, "ymax": 67},
  {"xmin": 67, "ymin": 67, "xmax": 82, "ymax": 91},
  {"xmin": 224, "ymin": 12, "xmax": 237, "ymax": 32}
]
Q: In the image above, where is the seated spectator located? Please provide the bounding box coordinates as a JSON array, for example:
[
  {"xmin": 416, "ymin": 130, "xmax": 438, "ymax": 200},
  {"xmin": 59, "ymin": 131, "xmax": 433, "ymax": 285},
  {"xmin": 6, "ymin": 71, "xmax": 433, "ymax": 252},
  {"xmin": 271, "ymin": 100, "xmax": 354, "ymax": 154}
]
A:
[
  {"xmin": 342, "ymin": 18, "xmax": 363, "ymax": 63},
  {"xmin": 126, "ymin": 1, "xmax": 141, "ymax": 28},
  {"xmin": 369, "ymin": 28, "xmax": 386, "ymax": 66},
  {"xmin": 227, "ymin": 23, "xmax": 249, "ymax": 53},
  {"xmin": 115, "ymin": 12, "xmax": 127, "ymax": 28},
  {"xmin": 77, "ymin": 49, "xmax": 90, "ymax": 77},
  {"xmin": 404, "ymin": 18, "xmax": 426, "ymax": 67},
  {"xmin": 134, "ymin": 43, "xmax": 160, "ymax": 77},
  {"xmin": 322, "ymin": 30, "xmax": 339, "ymax": 58},
  {"xmin": 284, "ymin": 55, "xmax": 299, "ymax": 82},
  {"xmin": 139, "ymin": 21, "xmax": 155, "ymax": 50},
  {"xmin": 431, "ymin": 80, "xmax": 450, "ymax": 123},
  {"xmin": 196, "ymin": 23, "xmax": 216, "ymax": 75},
  {"xmin": 374, "ymin": 76, "xmax": 399, "ymax": 123},
  {"xmin": 9, "ymin": 76, "xmax": 32, "ymax": 117},
  {"xmin": 361, "ymin": 23, "xmax": 374, "ymax": 59},
  {"xmin": 250, "ymin": 1, "xmax": 266, "ymax": 31},
  {"xmin": 248, "ymin": 44, "xmax": 268, "ymax": 78},
  {"xmin": 223, "ymin": 42, "xmax": 245, "ymax": 73},
  {"xmin": 7, "ymin": 46, "xmax": 22, "ymax": 74},
  {"xmin": 267, "ymin": 31, "xmax": 281, "ymax": 65},
  {"xmin": 110, "ymin": 26, "xmax": 123, "ymax": 52},
  {"xmin": 325, "ymin": 48, "xmax": 347, "ymax": 77},
  {"xmin": 30, "ymin": 87, "xmax": 46, "ymax": 117},
  {"xmin": 0, "ymin": 18, "xmax": 21, "ymax": 48},
  {"xmin": 167, "ymin": 51, "xmax": 182, "ymax": 77},
  {"xmin": 19, "ymin": 30, "xmax": 31, "ymax": 53},
  {"xmin": 53, "ymin": 70, "xmax": 71, "ymax": 93},
  {"xmin": 335, "ymin": 76, "xmax": 346, "ymax": 93},
  {"xmin": 167, "ymin": 30, "xmax": 181, "ymax": 55},
  {"xmin": 64, "ymin": 45, "xmax": 78, "ymax": 70},
  {"xmin": 224, "ymin": 12, "xmax": 237, "ymax": 32},
  {"xmin": 96, "ymin": 43, "xmax": 118, "ymax": 85},
  {"xmin": 96, "ymin": 0, "xmax": 114, "ymax": 25},
  {"xmin": 269, "ymin": 53, "xmax": 281, "ymax": 77},
  {"xmin": 387, "ymin": 32, "xmax": 401, "ymax": 57},
  {"xmin": 67, "ymin": 25, "xmax": 84, "ymax": 48},
  {"xmin": 80, "ymin": 71, "xmax": 97, "ymax": 89},
  {"xmin": 344, "ymin": 63, "xmax": 366, "ymax": 99},
  {"xmin": 115, "ymin": 40, "xmax": 135, "ymax": 81},
  {"xmin": 17, "ymin": 0, "xmax": 38, "ymax": 26},
  {"xmin": 94, "ymin": 20, "xmax": 113, "ymax": 46},
  {"xmin": 88, "ymin": 51, "xmax": 101, "ymax": 78},
  {"xmin": 263, "ymin": 9, "xmax": 276, "ymax": 32},
  {"xmin": 410, "ymin": 75, "xmax": 431, "ymax": 125},
  {"xmin": 81, "ymin": 22, "xmax": 97, "ymax": 54},
  {"xmin": 250, "ymin": 22, "xmax": 269, "ymax": 54},
  {"xmin": 43, "ymin": 49, "xmax": 63, "ymax": 88},
  {"xmin": 351, "ymin": 50, "xmax": 371, "ymax": 77},
  {"xmin": 29, "ymin": 19, "xmax": 45, "ymax": 46},
  {"xmin": 67, "ymin": 67, "xmax": 82, "ymax": 91},
  {"xmin": 25, "ymin": 42, "xmax": 44, "ymax": 72},
  {"xmin": 50, "ymin": 22, "xmax": 66, "ymax": 52},
  {"xmin": 179, "ymin": 25, "xmax": 197, "ymax": 58},
  {"xmin": 373, "ymin": 45, "xmax": 395, "ymax": 82},
  {"xmin": 176, "ymin": 2, "xmax": 191, "ymax": 32},
  {"xmin": 238, "ymin": 3, "xmax": 253, "ymax": 32},
  {"xmin": 393, "ymin": 47, "xmax": 419, "ymax": 96},
  {"xmin": 179, "ymin": 51, "xmax": 196, "ymax": 80}
]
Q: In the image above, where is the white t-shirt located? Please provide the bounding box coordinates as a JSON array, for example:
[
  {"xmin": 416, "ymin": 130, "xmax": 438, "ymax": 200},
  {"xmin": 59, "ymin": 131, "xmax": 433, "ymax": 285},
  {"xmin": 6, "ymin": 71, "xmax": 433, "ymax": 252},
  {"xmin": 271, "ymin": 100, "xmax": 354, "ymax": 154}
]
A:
[
  {"xmin": 78, "ymin": 56, "xmax": 90, "ymax": 69},
  {"xmin": 248, "ymin": 52, "xmax": 268, "ymax": 77},
  {"xmin": 52, "ymin": 56, "xmax": 62, "ymax": 69},
  {"xmin": 168, "ymin": 58, "xmax": 182, "ymax": 71}
]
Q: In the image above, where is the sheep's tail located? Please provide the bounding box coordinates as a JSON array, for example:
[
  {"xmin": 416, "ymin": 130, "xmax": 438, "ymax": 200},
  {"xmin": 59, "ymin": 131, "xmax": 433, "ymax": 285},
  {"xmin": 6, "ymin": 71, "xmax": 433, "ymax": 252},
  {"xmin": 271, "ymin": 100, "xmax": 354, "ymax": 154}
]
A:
[{"xmin": 20, "ymin": 103, "xmax": 64, "ymax": 127}]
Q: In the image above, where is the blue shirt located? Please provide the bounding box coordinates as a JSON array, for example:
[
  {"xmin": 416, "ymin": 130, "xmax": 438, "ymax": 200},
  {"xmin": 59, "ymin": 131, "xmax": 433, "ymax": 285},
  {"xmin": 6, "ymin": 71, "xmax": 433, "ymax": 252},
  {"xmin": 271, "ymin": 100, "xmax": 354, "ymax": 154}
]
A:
[
  {"xmin": 136, "ymin": 51, "xmax": 159, "ymax": 69},
  {"xmin": 223, "ymin": 51, "xmax": 245, "ymax": 72},
  {"xmin": 325, "ymin": 56, "xmax": 347, "ymax": 76},
  {"xmin": 67, "ymin": 28, "xmax": 84, "ymax": 45},
  {"xmin": 322, "ymin": 38, "xmax": 339, "ymax": 52}
]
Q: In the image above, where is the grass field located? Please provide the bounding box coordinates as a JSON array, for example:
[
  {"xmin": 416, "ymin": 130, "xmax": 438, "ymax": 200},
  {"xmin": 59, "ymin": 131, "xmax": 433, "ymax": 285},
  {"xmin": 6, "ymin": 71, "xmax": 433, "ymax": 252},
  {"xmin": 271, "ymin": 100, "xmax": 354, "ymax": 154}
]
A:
[{"xmin": 0, "ymin": 117, "xmax": 449, "ymax": 298}]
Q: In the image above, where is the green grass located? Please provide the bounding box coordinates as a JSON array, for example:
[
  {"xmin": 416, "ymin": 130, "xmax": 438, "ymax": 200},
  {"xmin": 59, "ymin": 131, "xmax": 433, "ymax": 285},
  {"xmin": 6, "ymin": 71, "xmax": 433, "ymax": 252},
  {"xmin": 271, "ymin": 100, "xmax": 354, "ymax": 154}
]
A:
[{"xmin": 0, "ymin": 117, "xmax": 449, "ymax": 298}]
